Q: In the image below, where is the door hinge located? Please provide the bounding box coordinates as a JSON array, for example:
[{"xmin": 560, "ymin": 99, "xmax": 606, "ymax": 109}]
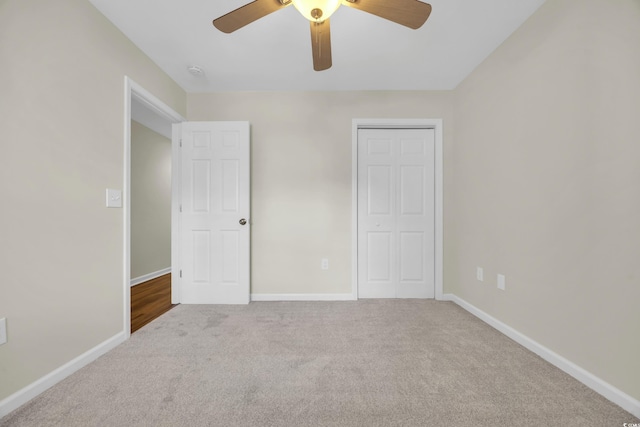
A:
[
  {"xmin": 179, "ymin": 204, "xmax": 182, "ymax": 213},
  {"xmin": 179, "ymin": 139, "xmax": 182, "ymax": 147},
  {"xmin": 180, "ymin": 270, "xmax": 182, "ymax": 278}
]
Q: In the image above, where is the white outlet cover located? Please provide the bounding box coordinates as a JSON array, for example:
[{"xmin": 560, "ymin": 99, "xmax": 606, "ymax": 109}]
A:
[
  {"xmin": 497, "ymin": 274, "xmax": 506, "ymax": 290},
  {"xmin": 0, "ymin": 318, "xmax": 6, "ymax": 346},
  {"xmin": 106, "ymin": 189, "xmax": 122, "ymax": 208},
  {"xmin": 476, "ymin": 267, "xmax": 484, "ymax": 282}
]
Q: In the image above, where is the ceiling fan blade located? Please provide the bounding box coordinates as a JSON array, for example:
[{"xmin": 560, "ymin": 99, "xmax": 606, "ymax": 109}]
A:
[
  {"xmin": 213, "ymin": 0, "xmax": 292, "ymax": 33},
  {"xmin": 342, "ymin": 0, "xmax": 432, "ymax": 29},
  {"xmin": 310, "ymin": 19, "xmax": 332, "ymax": 71}
]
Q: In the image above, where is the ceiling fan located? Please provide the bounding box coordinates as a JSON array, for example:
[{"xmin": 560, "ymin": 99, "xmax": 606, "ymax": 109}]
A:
[{"xmin": 213, "ymin": 0, "xmax": 432, "ymax": 71}]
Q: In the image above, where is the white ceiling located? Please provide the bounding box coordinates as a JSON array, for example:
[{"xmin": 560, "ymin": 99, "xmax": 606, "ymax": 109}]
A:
[{"xmin": 89, "ymin": 0, "xmax": 546, "ymax": 92}]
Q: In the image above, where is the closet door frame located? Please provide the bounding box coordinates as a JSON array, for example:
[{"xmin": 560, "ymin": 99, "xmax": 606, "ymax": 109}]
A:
[{"xmin": 351, "ymin": 118, "xmax": 443, "ymax": 300}]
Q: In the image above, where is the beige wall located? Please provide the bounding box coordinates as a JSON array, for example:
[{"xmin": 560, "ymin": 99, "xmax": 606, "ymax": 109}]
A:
[
  {"xmin": 188, "ymin": 91, "xmax": 454, "ymax": 295},
  {"xmin": 0, "ymin": 0, "xmax": 185, "ymax": 401},
  {"xmin": 453, "ymin": 0, "xmax": 640, "ymax": 401},
  {"xmin": 131, "ymin": 121, "xmax": 172, "ymax": 279}
]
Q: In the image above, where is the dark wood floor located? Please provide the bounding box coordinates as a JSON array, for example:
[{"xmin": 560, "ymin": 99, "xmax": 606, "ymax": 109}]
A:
[{"xmin": 131, "ymin": 273, "xmax": 177, "ymax": 333}]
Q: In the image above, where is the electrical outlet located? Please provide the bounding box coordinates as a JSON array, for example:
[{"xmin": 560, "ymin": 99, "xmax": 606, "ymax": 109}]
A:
[
  {"xmin": 321, "ymin": 258, "xmax": 329, "ymax": 270},
  {"xmin": 0, "ymin": 318, "xmax": 6, "ymax": 346},
  {"xmin": 497, "ymin": 274, "xmax": 506, "ymax": 290},
  {"xmin": 476, "ymin": 267, "xmax": 484, "ymax": 282},
  {"xmin": 105, "ymin": 189, "xmax": 122, "ymax": 208}
]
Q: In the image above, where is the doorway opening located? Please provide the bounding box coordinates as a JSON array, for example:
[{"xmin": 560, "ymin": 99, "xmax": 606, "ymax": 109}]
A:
[
  {"xmin": 351, "ymin": 119, "xmax": 444, "ymax": 300},
  {"xmin": 123, "ymin": 77, "xmax": 185, "ymax": 337}
]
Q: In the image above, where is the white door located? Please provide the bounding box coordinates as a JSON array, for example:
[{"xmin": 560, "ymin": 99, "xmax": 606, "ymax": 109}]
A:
[
  {"xmin": 357, "ymin": 128, "xmax": 435, "ymax": 298},
  {"xmin": 177, "ymin": 121, "xmax": 250, "ymax": 304}
]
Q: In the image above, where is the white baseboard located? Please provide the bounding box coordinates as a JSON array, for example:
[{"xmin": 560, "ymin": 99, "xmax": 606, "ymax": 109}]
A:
[
  {"xmin": 251, "ymin": 293, "xmax": 356, "ymax": 302},
  {"xmin": 442, "ymin": 293, "xmax": 640, "ymax": 418},
  {"xmin": 0, "ymin": 331, "xmax": 126, "ymax": 419},
  {"xmin": 130, "ymin": 267, "xmax": 171, "ymax": 287}
]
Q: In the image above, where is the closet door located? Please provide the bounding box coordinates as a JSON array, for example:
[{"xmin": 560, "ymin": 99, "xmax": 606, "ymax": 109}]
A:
[{"xmin": 357, "ymin": 128, "xmax": 435, "ymax": 299}]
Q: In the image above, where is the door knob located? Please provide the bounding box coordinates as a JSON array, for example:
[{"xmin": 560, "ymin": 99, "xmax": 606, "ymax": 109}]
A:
[{"xmin": 239, "ymin": 218, "xmax": 247, "ymax": 225}]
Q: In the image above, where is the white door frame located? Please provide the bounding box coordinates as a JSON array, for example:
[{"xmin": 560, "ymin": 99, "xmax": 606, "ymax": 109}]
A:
[
  {"xmin": 351, "ymin": 119, "xmax": 444, "ymax": 300},
  {"xmin": 123, "ymin": 76, "xmax": 185, "ymax": 338}
]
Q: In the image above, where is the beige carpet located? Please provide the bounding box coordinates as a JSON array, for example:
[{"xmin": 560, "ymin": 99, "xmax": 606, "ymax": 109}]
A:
[{"xmin": 1, "ymin": 300, "xmax": 638, "ymax": 426}]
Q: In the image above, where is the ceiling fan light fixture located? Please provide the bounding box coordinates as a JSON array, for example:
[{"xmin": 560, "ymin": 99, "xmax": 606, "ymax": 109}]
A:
[
  {"xmin": 291, "ymin": 0, "xmax": 340, "ymax": 22},
  {"xmin": 212, "ymin": 0, "xmax": 432, "ymax": 71}
]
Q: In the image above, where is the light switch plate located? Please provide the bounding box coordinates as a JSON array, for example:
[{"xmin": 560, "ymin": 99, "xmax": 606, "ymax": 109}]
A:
[
  {"xmin": 0, "ymin": 318, "xmax": 7, "ymax": 346},
  {"xmin": 106, "ymin": 189, "xmax": 122, "ymax": 208},
  {"xmin": 476, "ymin": 267, "xmax": 484, "ymax": 282}
]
